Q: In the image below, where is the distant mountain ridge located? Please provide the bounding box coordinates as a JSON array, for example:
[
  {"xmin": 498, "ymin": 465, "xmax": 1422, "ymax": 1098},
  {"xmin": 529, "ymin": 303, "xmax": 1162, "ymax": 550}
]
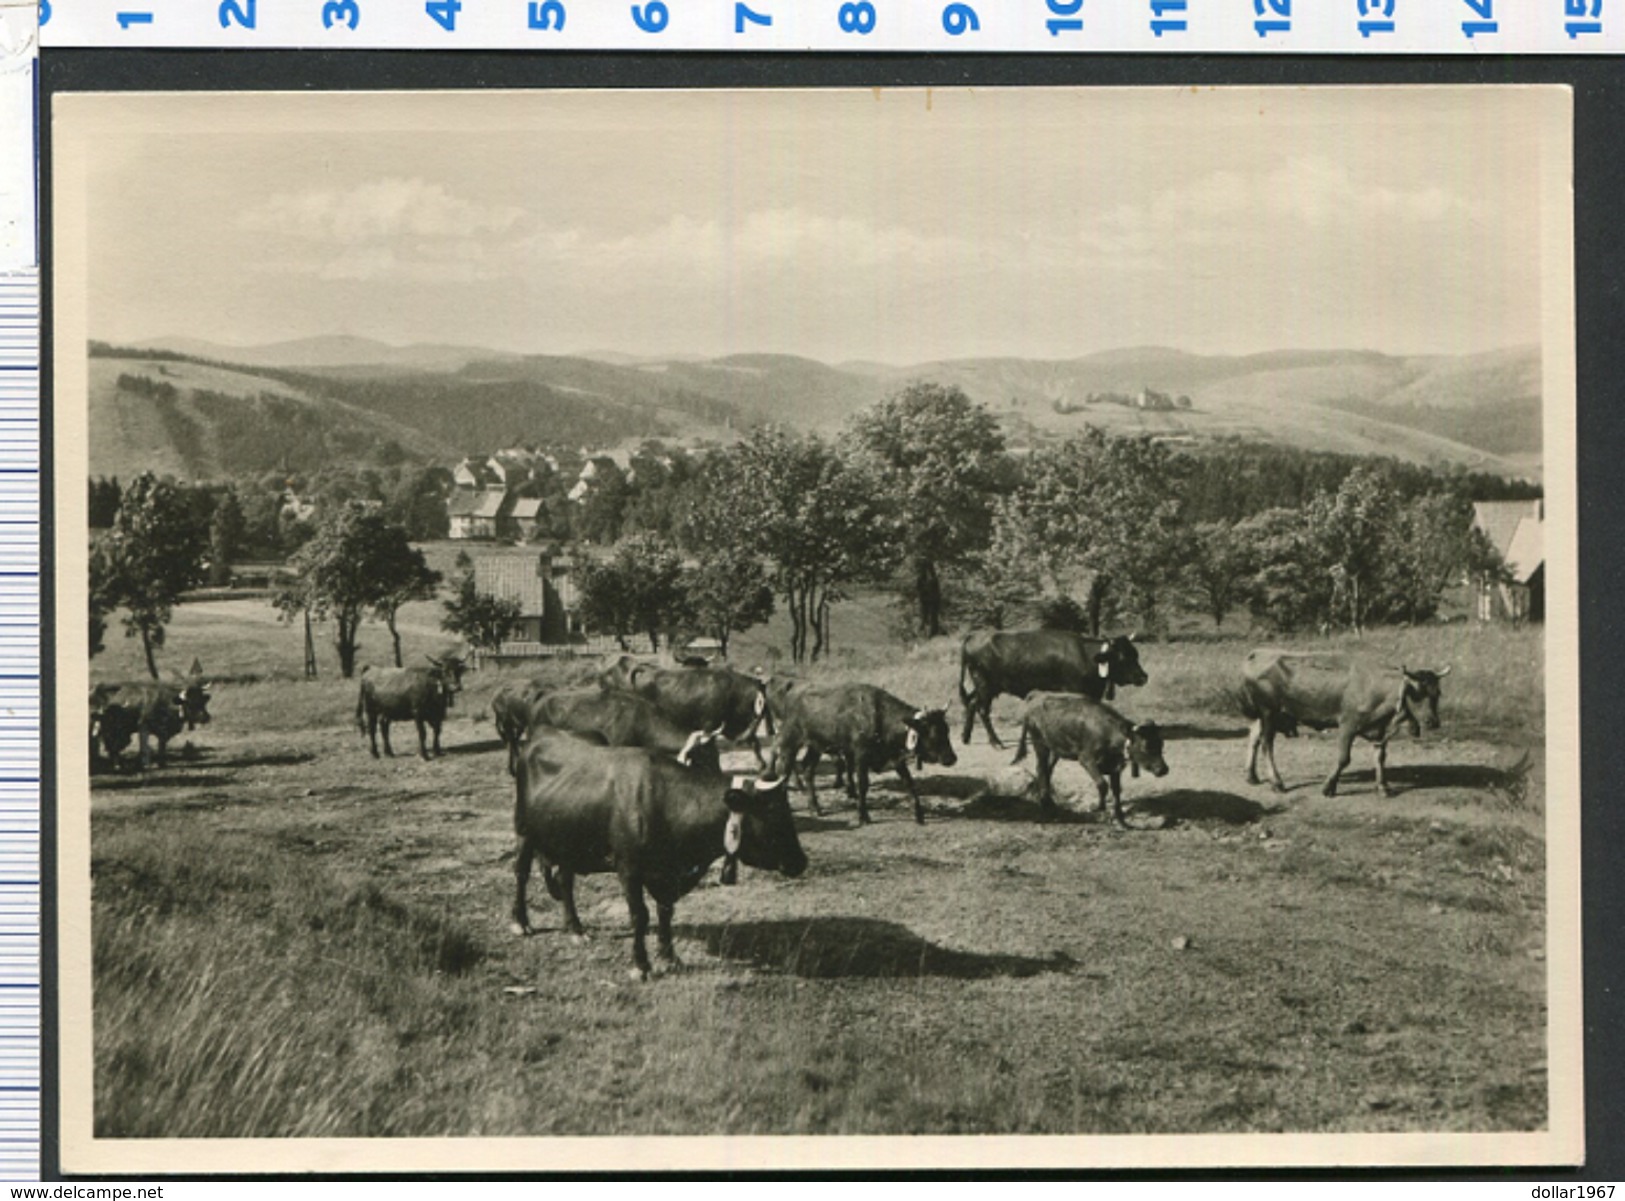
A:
[{"xmin": 92, "ymin": 338, "xmax": 1542, "ymax": 483}]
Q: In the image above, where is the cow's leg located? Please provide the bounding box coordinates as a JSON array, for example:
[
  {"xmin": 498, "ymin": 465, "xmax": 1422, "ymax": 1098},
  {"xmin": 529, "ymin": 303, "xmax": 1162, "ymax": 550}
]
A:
[
  {"xmin": 1034, "ymin": 745, "xmax": 1058, "ymax": 815},
  {"xmin": 1080, "ymin": 758, "xmax": 1110, "ymax": 817},
  {"xmin": 855, "ymin": 762, "xmax": 873, "ymax": 826},
  {"xmin": 653, "ymin": 898, "xmax": 681, "ymax": 971},
  {"xmin": 840, "ymin": 753, "xmax": 858, "ymax": 800},
  {"xmin": 1262, "ymin": 722, "xmax": 1288, "ymax": 793},
  {"xmin": 558, "ymin": 871, "xmax": 586, "ymax": 939},
  {"xmin": 381, "ymin": 719, "xmax": 395, "ymax": 758},
  {"xmin": 1245, "ymin": 718, "xmax": 1264, "ymax": 785},
  {"xmin": 366, "ymin": 713, "xmax": 380, "ymax": 759},
  {"xmin": 619, "ymin": 872, "xmax": 653, "ymax": 981},
  {"xmin": 413, "ymin": 719, "xmax": 431, "ymax": 760},
  {"xmin": 431, "ymin": 718, "xmax": 444, "ymax": 758},
  {"xmin": 138, "ymin": 729, "xmax": 152, "ymax": 772},
  {"xmin": 511, "ymin": 837, "xmax": 536, "ymax": 935},
  {"xmin": 1106, "ymin": 769, "xmax": 1130, "ymax": 829},
  {"xmin": 1322, "ymin": 725, "xmax": 1355, "ymax": 797},
  {"xmin": 802, "ymin": 747, "xmax": 824, "ymax": 816},
  {"xmin": 978, "ymin": 695, "xmax": 1004, "ymax": 750},
  {"xmin": 1373, "ymin": 738, "xmax": 1391, "ymax": 798},
  {"xmin": 895, "ymin": 762, "xmax": 925, "ymax": 825}
]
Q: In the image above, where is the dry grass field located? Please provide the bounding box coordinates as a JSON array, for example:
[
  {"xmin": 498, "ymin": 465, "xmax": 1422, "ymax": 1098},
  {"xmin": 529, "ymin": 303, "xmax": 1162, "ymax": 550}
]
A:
[{"xmin": 84, "ymin": 592, "xmax": 1548, "ymax": 1139}]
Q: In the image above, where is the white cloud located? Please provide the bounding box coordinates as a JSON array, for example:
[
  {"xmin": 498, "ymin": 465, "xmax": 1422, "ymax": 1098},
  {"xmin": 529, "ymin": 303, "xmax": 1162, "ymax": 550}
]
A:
[{"xmin": 240, "ymin": 177, "xmax": 527, "ymax": 243}]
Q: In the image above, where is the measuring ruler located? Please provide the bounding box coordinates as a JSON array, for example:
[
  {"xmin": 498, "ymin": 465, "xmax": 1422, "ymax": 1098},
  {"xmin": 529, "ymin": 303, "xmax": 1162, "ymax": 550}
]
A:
[{"xmin": 33, "ymin": 0, "xmax": 1625, "ymax": 51}]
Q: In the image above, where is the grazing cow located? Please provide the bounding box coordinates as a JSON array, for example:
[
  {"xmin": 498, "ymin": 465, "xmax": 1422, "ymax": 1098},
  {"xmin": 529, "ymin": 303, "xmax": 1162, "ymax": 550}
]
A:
[
  {"xmin": 1239, "ymin": 649, "xmax": 1450, "ymax": 798},
  {"xmin": 957, "ymin": 628, "xmax": 1149, "ymax": 748},
  {"xmin": 1012, "ymin": 691, "xmax": 1169, "ymax": 826},
  {"xmin": 601, "ymin": 661, "xmax": 773, "ymax": 766},
  {"xmin": 512, "ymin": 729, "xmax": 807, "ymax": 980},
  {"xmin": 530, "ymin": 687, "xmax": 723, "ymax": 773},
  {"xmin": 355, "ymin": 654, "xmax": 467, "ymax": 761},
  {"xmin": 89, "ymin": 681, "xmax": 195, "ymax": 770},
  {"xmin": 491, "ymin": 675, "xmax": 552, "ymax": 776},
  {"xmin": 770, "ymin": 682, "xmax": 956, "ymax": 826}
]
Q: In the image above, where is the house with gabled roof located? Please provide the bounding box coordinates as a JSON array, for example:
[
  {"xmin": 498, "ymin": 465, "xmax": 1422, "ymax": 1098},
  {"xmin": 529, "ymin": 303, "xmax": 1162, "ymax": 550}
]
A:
[
  {"xmin": 1472, "ymin": 499, "xmax": 1544, "ymax": 623},
  {"xmin": 472, "ymin": 546, "xmax": 583, "ymax": 646}
]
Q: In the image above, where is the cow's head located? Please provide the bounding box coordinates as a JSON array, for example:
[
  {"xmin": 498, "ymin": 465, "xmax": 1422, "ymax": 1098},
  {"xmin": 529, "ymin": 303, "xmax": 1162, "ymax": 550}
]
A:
[
  {"xmin": 904, "ymin": 708, "xmax": 957, "ymax": 770},
  {"xmin": 749, "ymin": 672, "xmax": 778, "ymax": 739},
  {"xmin": 1400, "ymin": 665, "xmax": 1449, "ymax": 733},
  {"xmin": 1126, "ymin": 721, "xmax": 1170, "ymax": 779},
  {"xmin": 174, "ymin": 678, "xmax": 212, "ymax": 730},
  {"xmin": 1095, "ymin": 633, "xmax": 1149, "ymax": 690},
  {"xmin": 719, "ymin": 774, "xmax": 807, "ymax": 884},
  {"xmin": 676, "ymin": 726, "xmax": 725, "ymax": 773},
  {"xmin": 429, "ymin": 653, "xmax": 467, "ymax": 693}
]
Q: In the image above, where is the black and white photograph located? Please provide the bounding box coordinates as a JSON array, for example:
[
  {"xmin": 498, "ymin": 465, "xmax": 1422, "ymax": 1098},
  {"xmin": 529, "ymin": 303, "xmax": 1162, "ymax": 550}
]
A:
[{"xmin": 50, "ymin": 86, "xmax": 1580, "ymax": 1172}]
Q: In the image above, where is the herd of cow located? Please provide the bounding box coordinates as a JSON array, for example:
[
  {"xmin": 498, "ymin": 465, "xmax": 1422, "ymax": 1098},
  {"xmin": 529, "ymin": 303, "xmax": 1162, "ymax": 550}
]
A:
[{"xmin": 86, "ymin": 628, "xmax": 1451, "ymax": 981}]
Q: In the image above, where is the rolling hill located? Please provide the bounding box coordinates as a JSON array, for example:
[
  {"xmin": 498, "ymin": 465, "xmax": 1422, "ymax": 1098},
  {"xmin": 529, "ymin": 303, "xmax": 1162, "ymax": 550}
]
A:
[{"xmin": 89, "ymin": 339, "xmax": 1543, "ymax": 483}]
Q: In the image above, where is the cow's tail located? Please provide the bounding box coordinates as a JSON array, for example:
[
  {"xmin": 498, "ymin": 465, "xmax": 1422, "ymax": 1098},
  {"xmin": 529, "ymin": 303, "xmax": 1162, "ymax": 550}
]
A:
[
  {"xmin": 354, "ymin": 673, "xmax": 368, "ymax": 735},
  {"xmin": 1012, "ymin": 718, "xmax": 1031, "ymax": 766},
  {"xmin": 956, "ymin": 641, "xmax": 973, "ymax": 714}
]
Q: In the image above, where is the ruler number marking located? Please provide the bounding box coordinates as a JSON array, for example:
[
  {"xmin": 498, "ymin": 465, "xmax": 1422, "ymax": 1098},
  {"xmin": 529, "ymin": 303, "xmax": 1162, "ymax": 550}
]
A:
[
  {"xmin": 427, "ymin": 0, "xmax": 461, "ymax": 29},
  {"xmin": 1046, "ymin": 0, "xmax": 1081, "ymax": 35},
  {"xmin": 528, "ymin": 0, "xmax": 566, "ymax": 28},
  {"xmin": 322, "ymin": 0, "xmax": 360, "ymax": 27},
  {"xmin": 839, "ymin": 1, "xmax": 875, "ymax": 33},
  {"xmin": 942, "ymin": 2, "xmax": 979, "ymax": 33},
  {"xmin": 631, "ymin": 1, "xmax": 668, "ymax": 31},
  {"xmin": 735, "ymin": 2, "xmax": 771, "ymax": 30},
  {"xmin": 1565, "ymin": 0, "xmax": 1602, "ymax": 36},
  {"xmin": 37, "ymin": 0, "xmax": 49, "ymax": 26},
  {"xmin": 219, "ymin": 0, "xmax": 256, "ymax": 27},
  {"xmin": 116, "ymin": 10, "xmax": 154, "ymax": 26}
]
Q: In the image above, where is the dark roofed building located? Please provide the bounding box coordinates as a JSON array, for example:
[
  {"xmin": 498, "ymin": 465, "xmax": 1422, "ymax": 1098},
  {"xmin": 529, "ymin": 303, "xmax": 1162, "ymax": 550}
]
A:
[{"xmin": 473, "ymin": 548, "xmax": 581, "ymax": 645}]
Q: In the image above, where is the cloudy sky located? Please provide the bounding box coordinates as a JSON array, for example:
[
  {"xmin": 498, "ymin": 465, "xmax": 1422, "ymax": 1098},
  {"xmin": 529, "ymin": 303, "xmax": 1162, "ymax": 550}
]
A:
[{"xmin": 73, "ymin": 87, "xmax": 1561, "ymax": 364}]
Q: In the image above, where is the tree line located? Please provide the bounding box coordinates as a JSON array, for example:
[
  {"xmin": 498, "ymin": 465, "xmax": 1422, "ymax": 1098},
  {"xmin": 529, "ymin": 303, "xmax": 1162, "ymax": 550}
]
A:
[{"xmin": 89, "ymin": 381, "xmax": 1527, "ymax": 678}]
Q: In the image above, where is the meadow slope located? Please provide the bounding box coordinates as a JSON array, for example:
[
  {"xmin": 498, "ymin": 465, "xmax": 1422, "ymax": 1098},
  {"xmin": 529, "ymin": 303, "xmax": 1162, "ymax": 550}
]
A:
[{"xmin": 84, "ymin": 596, "xmax": 1547, "ymax": 1140}]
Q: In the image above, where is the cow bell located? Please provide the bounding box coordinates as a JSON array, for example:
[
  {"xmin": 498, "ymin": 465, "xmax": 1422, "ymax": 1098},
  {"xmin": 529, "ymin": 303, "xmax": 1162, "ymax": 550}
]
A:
[{"xmin": 720, "ymin": 811, "xmax": 743, "ymax": 885}]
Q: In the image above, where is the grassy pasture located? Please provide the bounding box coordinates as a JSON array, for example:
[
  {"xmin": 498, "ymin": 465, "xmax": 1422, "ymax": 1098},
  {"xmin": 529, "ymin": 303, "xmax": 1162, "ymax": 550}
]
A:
[{"xmin": 86, "ymin": 593, "xmax": 1548, "ymax": 1140}]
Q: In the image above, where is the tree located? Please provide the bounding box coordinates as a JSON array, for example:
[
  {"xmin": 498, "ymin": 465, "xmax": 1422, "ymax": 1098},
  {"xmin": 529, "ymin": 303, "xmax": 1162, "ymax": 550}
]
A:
[
  {"xmin": 371, "ymin": 548, "xmax": 442, "ymax": 668},
  {"xmin": 207, "ymin": 490, "xmax": 246, "ymax": 587},
  {"xmin": 844, "ymin": 382, "xmax": 1007, "ymax": 637},
  {"xmin": 88, "ymin": 540, "xmax": 119, "ymax": 658},
  {"xmin": 1304, "ymin": 465, "xmax": 1395, "ymax": 634},
  {"xmin": 722, "ymin": 428, "xmax": 891, "ymax": 663},
  {"xmin": 387, "ymin": 465, "xmax": 453, "ymax": 542},
  {"xmin": 1185, "ymin": 520, "xmax": 1246, "ymax": 629},
  {"xmin": 101, "ymin": 472, "xmax": 210, "ymax": 678},
  {"xmin": 993, "ymin": 430, "xmax": 1189, "ymax": 635},
  {"xmin": 575, "ymin": 534, "xmax": 687, "ymax": 651},
  {"xmin": 682, "ymin": 547, "xmax": 775, "ymax": 657},
  {"xmin": 1235, "ymin": 507, "xmax": 1331, "ymax": 634},
  {"xmin": 440, "ymin": 552, "xmax": 522, "ymax": 654},
  {"xmin": 274, "ymin": 503, "xmax": 433, "ymax": 678}
]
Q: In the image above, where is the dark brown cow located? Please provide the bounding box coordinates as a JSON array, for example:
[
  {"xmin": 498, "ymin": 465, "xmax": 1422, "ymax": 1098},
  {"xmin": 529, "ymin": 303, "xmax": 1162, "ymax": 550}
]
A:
[
  {"xmin": 530, "ymin": 687, "xmax": 723, "ymax": 773},
  {"xmin": 601, "ymin": 660, "xmax": 773, "ymax": 766},
  {"xmin": 1012, "ymin": 691, "xmax": 1169, "ymax": 826},
  {"xmin": 355, "ymin": 653, "xmax": 467, "ymax": 760},
  {"xmin": 770, "ymin": 682, "xmax": 956, "ymax": 826},
  {"xmin": 491, "ymin": 675, "xmax": 551, "ymax": 775},
  {"xmin": 89, "ymin": 681, "xmax": 203, "ymax": 770},
  {"xmin": 957, "ymin": 628, "xmax": 1148, "ymax": 748},
  {"xmin": 1239, "ymin": 649, "xmax": 1449, "ymax": 798},
  {"xmin": 512, "ymin": 729, "xmax": 807, "ymax": 980}
]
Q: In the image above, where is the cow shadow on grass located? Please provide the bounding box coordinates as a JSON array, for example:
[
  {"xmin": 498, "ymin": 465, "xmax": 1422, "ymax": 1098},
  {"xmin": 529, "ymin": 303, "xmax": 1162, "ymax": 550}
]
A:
[
  {"xmin": 180, "ymin": 747, "xmax": 317, "ymax": 771},
  {"xmin": 1161, "ymin": 723, "xmax": 1249, "ymax": 742},
  {"xmin": 682, "ymin": 916, "xmax": 1076, "ymax": 980},
  {"xmin": 944, "ymin": 791, "xmax": 1093, "ymax": 825},
  {"xmin": 1132, "ymin": 788, "xmax": 1281, "ymax": 826},
  {"xmin": 91, "ymin": 772, "xmax": 237, "ymax": 792},
  {"xmin": 1342, "ymin": 761, "xmax": 1530, "ymax": 798},
  {"xmin": 439, "ymin": 738, "xmax": 508, "ymax": 758}
]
